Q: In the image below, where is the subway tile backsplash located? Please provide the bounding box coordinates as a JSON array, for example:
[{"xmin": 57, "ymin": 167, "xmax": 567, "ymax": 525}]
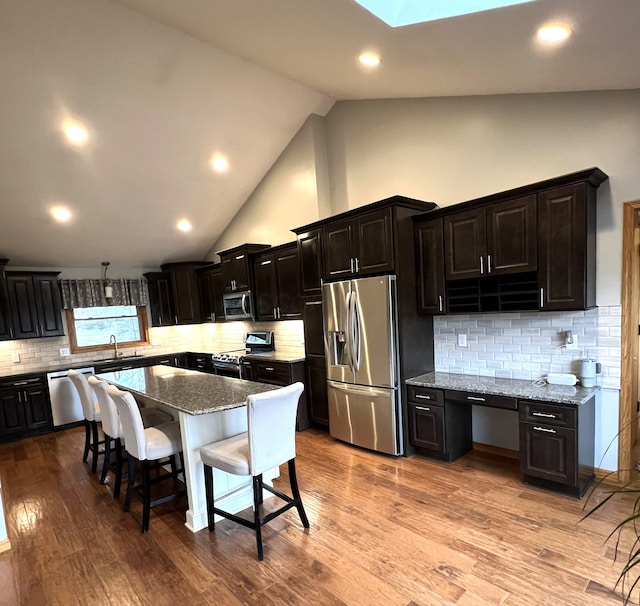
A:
[{"xmin": 433, "ymin": 307, "xmax": 621, "ymax": 389}]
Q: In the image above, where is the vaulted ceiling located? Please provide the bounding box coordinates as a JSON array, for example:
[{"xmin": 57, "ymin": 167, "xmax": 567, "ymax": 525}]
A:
[{"xmin": 1, "ymin": 0, "xmax": 638, "ymax": 269}]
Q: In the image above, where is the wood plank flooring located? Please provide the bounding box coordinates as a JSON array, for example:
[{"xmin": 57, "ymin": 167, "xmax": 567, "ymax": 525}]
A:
[{"xmin": 0, "ymin": 426, "xmax": 637, "ymax": 605}]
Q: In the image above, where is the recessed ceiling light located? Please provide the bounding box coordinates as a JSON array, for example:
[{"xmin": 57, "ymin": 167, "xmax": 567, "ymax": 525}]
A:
[
  {"xmin": 63, "ymin": 121, "xmax": 88, "ymax": 145},
  {"xmin": 177, "ymin": 219, "xmax": 192, "ymax": 233},
  {"xmin": 359, "ymin": 52, "xmax": 381, "ymax": 67},
  {"xmin": 50, "ymin": 206, "xmax": 72, "ymax": 223},
  {"xmin": 537, "ymin": 23, "xmax": 572, "ymax": 44},
  {"xmin": 210, "ymin": 155, "xmax": 229, "ymax": 173}
]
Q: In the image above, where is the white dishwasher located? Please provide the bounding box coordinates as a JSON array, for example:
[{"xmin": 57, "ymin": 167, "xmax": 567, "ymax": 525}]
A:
[{"xmin": 47, "ymin": 367, "xmax": 94, "ymax": 427}]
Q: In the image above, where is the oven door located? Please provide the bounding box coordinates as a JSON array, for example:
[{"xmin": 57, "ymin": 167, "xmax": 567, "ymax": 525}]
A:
[
  {"xmin": 223, "ymin": 291, "xmax": 253, "ymax": 320},
  {"xmin": 213, "ymin": 361, "xmax": 241, "ymax": 379}
]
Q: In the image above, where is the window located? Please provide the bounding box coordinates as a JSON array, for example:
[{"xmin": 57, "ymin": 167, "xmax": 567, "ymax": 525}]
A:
[{"xmin": 66, "ymin": 305, "xmax": 148, "ymax": 353}]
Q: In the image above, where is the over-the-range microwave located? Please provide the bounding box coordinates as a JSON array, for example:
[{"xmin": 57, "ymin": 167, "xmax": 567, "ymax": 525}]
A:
[{"xmin": 223, "ymin": 290, "xmax": 254, "ymax": 320}]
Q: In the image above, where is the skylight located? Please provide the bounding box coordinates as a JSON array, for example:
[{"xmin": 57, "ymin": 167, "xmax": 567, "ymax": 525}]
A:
[{"xmin": 353, "ymin": 0, "xmax": 537, "ymax": 27}]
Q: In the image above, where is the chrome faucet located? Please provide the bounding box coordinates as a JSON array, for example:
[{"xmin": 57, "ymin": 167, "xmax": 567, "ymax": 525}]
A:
[{"xmin": 109, "ymin": 334, "xmax": 120, "ymax": 358}]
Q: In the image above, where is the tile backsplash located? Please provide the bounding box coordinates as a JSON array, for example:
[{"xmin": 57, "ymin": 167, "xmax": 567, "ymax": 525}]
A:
[
  {"xmin": 0, "ymin": 320, "xmax": 305, "ymax": 376},
  {"xmin": 433, "ymin": 307, "xmax": 621, "ymax": 389}
]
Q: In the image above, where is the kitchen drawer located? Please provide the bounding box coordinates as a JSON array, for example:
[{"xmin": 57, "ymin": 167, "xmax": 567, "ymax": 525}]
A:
[
  {"xmin": 407, "ymin": 385, "xmax": 444, "ymax": 406},
  {"xmin": 519, "ymin": 400, "xmax": 576, "ymax": 428},
  {"xmin": 0, "ymin": 375, "xmax": 44, "ymax": 389},
  {"xmin": 254, "ymin": 360, "xmax": 291, "ymax": 386},
  {"xmin": 444, "ymin": 390, "xmax": 517, "ymax": 410}
]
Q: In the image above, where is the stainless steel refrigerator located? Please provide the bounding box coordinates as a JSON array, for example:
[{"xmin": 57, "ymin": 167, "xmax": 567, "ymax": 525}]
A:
[{"xmin": 322, "ymin": 275, "xmax": 402, "ymax": 455}]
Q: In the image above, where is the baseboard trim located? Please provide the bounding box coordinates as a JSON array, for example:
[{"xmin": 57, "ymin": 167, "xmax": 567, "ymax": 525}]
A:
[
  {"xmin": 0, "ymin": 538, "xmax": 11, "ymax": 554},
  {"xmin": 472, "ymin": 442, "xmax": 519, "ymax": 460}
]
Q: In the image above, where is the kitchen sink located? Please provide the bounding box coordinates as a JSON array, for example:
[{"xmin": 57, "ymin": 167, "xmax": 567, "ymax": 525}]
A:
[{"xmin": 94, "ymin": 354, "xmax": 145, "ymax": 363}]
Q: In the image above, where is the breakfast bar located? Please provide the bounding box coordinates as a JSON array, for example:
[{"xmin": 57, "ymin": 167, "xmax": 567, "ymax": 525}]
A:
[{"xmin": 97, "ymin": 365, "xmax": 279, "ymax": 532}]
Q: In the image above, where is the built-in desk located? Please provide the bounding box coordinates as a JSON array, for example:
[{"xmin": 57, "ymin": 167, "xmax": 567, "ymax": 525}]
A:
[
  {"xmin": 405, "ymin": 372, "xmax": 598, "ymax": 497},
  {"xmin": 97, "ymin": 365, "xmax": 279, "ymax": 532}
]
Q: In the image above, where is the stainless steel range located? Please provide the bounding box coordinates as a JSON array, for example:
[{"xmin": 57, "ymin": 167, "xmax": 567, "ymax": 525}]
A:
[{"xmin": 211, "ymin": 331, "xmax": 274, "ymax": 378}]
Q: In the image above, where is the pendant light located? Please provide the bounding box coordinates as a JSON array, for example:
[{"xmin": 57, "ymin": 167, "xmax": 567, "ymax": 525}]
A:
[{"xmin": 101, "ymin": 261, "xmax": 113, "ymax": 300}]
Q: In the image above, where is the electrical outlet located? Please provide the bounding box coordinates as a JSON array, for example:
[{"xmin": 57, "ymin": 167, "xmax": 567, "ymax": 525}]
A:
[
  {"xmin": 59, "ymin": 347, "xmax": 70, "ymax": 356},
  {"xmin": 11, "ymin": 353, "xmax": 20, "ymax": 363},
  {"xmin": 457, "ymin": 333, "xmax": 467, "ymax": 347},
  {"xmin": 151, "ymin": 338, "xmax": 161, "ymax": 346},
  {"xmin": 565, "ymin": 334, "xmax": 578, "ymax": 351}
]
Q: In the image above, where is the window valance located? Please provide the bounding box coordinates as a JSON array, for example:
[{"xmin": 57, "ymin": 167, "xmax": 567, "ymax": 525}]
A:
[{"xmin": 59, "ymin": 279, "xmax": 148, "ymax": 309}]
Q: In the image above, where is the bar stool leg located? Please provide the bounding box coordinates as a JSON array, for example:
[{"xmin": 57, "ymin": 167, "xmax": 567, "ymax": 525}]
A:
[
  {"xmin": 203, "ymin": 463, "xmax": 215, "ymax": 531},
  {"xmin": 90, "ymin": 421, "xmax": 100, "ymax": 473},
  {"xmin": 141, "ymin": 461, "xmax": 151, "ymax": 533},
  {"xmin": 288, "ymin": 459, "xmax": 309, "ymax": 528},
  {"xmin": 252, "ymin": 475, "xmax": 264, "ymax": 561},
  {"xmin": 113, "ymin": 438, "xmax": 123, "ymax": 500},
  {"xmin": 124, "ymin": 454, "xmax": 136, "ymax": 512},
  {"xmin": 82, "ymin": 420, "xmax": 91, "ymax": 463},
  {"xmin": 100, "ymin": 435, "xmax": 112, "ymax": 484}
]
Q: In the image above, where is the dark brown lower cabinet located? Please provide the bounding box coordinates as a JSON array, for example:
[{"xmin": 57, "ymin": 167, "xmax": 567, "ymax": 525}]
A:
[
  {"xmin": 0, "ymin": 375, "xmax": 51, "ymax": 442},
  {"xmin": 519, "ymin": 398, "xmax": 594, "ymax": 497},
  {"xmin": 407, "ymin": 385, "xmax": 472, "ymax": 462},
  {"xmin": 243, "ymin": 359, "xmax": 310, "ymax": 431}
]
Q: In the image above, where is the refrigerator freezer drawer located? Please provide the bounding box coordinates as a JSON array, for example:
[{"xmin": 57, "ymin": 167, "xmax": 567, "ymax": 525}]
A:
[{"xmin": 327, "ymin": 381, "xmax": 401, "ymax": 455}]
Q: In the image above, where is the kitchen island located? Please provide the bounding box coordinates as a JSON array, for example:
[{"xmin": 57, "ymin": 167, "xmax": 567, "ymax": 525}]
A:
[{"xmin": 97, "ymin": 365, "xmax": 279, "ymax": 532}]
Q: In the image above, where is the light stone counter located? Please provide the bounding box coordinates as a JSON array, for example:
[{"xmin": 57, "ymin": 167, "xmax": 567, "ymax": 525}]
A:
[{"xmin": 406, "ymin": 371, "xmax": 598, "ymax": 406}]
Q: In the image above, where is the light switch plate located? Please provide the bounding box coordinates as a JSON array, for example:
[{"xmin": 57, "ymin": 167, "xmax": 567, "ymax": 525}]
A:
[
  {"xmin": 457, "ymin": 333, "xmax": 467, "ymax": 347},
  {"xmin": 59, "ymin": 347, "xmax": 70, "ymax": 356},
  {"xmin": 11, "ymin": 353, "xmax": 20, "ymax": 363}
]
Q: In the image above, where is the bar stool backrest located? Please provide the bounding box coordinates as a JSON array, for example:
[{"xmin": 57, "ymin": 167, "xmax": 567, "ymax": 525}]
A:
[
  {"xmin": 68, "ymin": 370, "xmax": 97, "ymax": 422},
  {"xmin": 107, "ymin": 385, "xmax": 146, "ymax": 461},
  {"xmin": 247, "ymin": 382, "xmax": 304, "ymax": 476},
  {"xmin": 89, "ymin": 377, "xmax": 120, "ymax": 440}
]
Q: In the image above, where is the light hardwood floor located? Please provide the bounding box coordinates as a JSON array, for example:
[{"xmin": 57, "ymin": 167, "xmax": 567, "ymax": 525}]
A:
[{"xmin": 0, "ymin": 426, "xmax": 636, "ymax": 605}]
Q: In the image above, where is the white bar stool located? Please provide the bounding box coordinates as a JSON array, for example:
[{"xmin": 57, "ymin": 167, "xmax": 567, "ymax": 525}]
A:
[
  {"xmin": 107, "ymin": 385, "xmax": 185, "ymax": 533},
  {"xmin": 199, "ymin": 382, "xmax": 309, "ymax": 560},
  {"xmin": 68, "ymin": 369, "xmax": 104, "ymax": 473}
]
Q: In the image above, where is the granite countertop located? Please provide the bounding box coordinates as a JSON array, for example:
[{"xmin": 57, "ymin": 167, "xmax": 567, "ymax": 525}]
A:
[
  {"xmin": 406, "ymin": 371, "xmax": 599, "ymax": 406},
  {"xmin": 96, "ymin": 365, "xmax": 278, "ymax": 415}
]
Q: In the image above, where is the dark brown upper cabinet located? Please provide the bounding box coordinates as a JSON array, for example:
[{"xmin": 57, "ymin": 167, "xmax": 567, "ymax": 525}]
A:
[
  {"xmin": 218, "ymin": 244, "xmax": 270, "ymax": 293},
  {"xmin": 0, "ymin": 261, "xmax": 12, "ymax": 341},
  {"xmin": 297, "ymin": 228, "xmax": 324, "ymax": 296},
  {"xmin": 415, "ymin": 217, "xmax": 446, "ymax": 314},
  {"xmin": 5, "ymin": 272, "xmax": 64, "ymax": 339},
  {"xmin": 538, "ymin": 183, "xmax": 596, "ymax": 311},
  {"xmin": 197, "ymin": 264, "xmax": 224, "ymax": 323},
  {"xmin": 253, "ymin": 243, "xmax": 302, "ymax": 321},
  {"xmin": 144, "ymin": 272, "xmax": 175, "ymax": 327},
  {"xmin": 323, "ymin": 208, "xmax": 395, "ymax": 280},
  {"xmin": 161, "ymin": 262, "xmax": 210, "ymax": 325},
  {"xmin": 444, "ymin": 196, "xmax": 537, "ymax": 280},
  {"xmin": 417, "ymin": 167, "xmax": 607, "ymax": 314}
]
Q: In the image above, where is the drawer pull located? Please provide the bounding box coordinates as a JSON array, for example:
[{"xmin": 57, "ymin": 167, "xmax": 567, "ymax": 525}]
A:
[
  {"xmin": 415, "ymin": 394, "xmax": 431, "ymax": 400},
  {"xmin": 533, "ymin": 426, "xmax": 557, "ymax": 434},
  {"xmin": 13, "ymin": 381, "xmax": 29, "ymax": 386},
  {"xmin": 467, "ymin": 396, "xmax": 485, "ymax": 402},
  {"xmin": 265, "ymin": 367, "xmax": 274, "ymax": 371},
  {"xmin": 532, "ymin": 412, "xmax": 557, "ymax": 419},
  {"xmin": 416, "ymin": 406, "xmax": 431, "ymax": 412}
]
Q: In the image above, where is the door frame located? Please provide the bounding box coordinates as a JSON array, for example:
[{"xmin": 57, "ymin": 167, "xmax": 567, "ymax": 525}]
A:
[{"xmin": 619, "ymin": 200, "xmax": 640, "ymax": 484}]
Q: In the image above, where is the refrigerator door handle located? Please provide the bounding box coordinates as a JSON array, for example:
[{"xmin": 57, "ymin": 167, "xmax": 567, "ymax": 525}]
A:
[
  {"xmin": 328, "ymin": 380, "xmax": 395, "ymax": 398},
  {"xmin": 351, "ymin": 290, "xmax": 361, "ymax": 372},
  {"xmin": 345, "ymin": 290, "xmax": 353, "ymax": 372}
]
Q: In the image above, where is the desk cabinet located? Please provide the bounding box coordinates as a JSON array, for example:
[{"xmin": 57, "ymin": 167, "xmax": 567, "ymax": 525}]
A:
[
  {"xmin": 407, "ymin": 385, "xmax": 471, "ymax": 462},
  {"xmin": 519, "ymin": 399, "xmax": 594, "ymax": 497}
]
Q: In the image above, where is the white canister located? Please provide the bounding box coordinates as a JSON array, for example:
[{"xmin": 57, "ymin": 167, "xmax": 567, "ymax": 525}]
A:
[{"xmin": 579, "ymin": 359, "xmax": 601, "ymax": 387}]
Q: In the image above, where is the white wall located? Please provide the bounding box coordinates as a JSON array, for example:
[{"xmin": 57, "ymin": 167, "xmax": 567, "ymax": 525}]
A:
[
  {"xmin": 324, "ymin": 90, "xmax": 640, "ymax": 306},
  {"xmin": 208, "ymin": 113, "xmax": 332, "ymax": 260}
]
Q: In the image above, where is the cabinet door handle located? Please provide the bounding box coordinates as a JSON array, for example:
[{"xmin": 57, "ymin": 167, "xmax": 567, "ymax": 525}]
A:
[
  {"xmin": 533, "ymin": 426, "xmax": 557, "ymax": 434},
  {"xmin": 355, "ymin": 258, "xmax": 360, "ymax": 273},
  {"xmin": 350, "ymin": 258, "xmax": 354, "ymax": 273},
  {"xmin": 9, "ymin": 327, "xmax": 13, "ymax": 339},
  {"xmin": 479, "ymin": 256, "xmax": 484, "ymax": 274},
  {"xmin": 265, "ymin": 367, "xmax": 274, "ymax": 371},
  {"xmin": 487, "ymin": 254, "xmax": 492, "ymax": 274},
  {"xmin": 467, "ymin": 396, "xmax": 486, "ymax": 402},
  {"xmin": 277, "ymin": 307, "xmax": 281, "ymax": 319},
  {"xmin": 235, "ymin": 254, "xmax": 245, "ymax": 260},
  {"xmin": 415, "ymin": 394, "xmax": 431, "ymax": 400},
  {"xmin": 261, "ymin": 260, "xmax": 272, "ymax": 265},
  {"xmin": 532, "ymin": 412, "xmax": 557, "ymax": 419},
  {"xmin": 416, "ymin": 406, "xmax": 431, "ymax": 412},
  {"xmin": 438, "ymin": 295, "xmax": 443, "ymax": 312},
  {"xmin": 13, "ymin": 381, "xmax": 29, "ymax": 386},
  {"xmin": 174, "ymin": 315, "xmax": 178, "ymax": 324},
  {"xmin": 17, "ymin": 392, "xmax": 22, "ymax": 403},
  {"xmin": 540, "ymin": 287, "xmax": 544, "ymax": 308}
]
